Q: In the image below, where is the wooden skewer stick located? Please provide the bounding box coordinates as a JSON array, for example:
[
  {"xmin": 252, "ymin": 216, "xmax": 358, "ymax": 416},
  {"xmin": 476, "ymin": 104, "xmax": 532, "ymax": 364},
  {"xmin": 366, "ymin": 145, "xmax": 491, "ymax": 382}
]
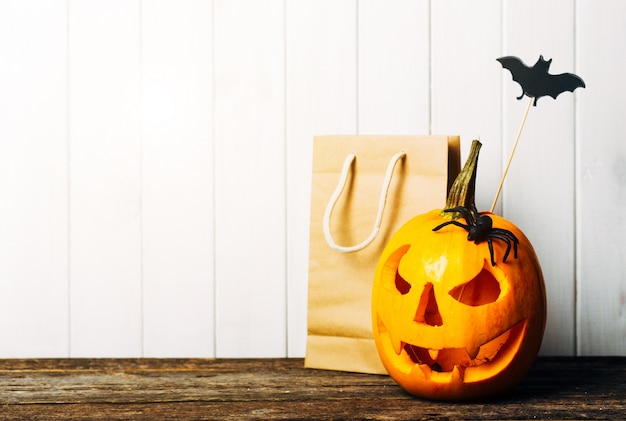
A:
[{"xmin": 490, "ymin": 96, "xmax": 534, "ymax": 213}]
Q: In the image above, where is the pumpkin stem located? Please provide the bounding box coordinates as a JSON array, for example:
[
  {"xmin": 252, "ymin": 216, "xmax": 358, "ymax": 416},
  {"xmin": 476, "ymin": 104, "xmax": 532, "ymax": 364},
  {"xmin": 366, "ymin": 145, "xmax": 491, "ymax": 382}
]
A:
[{"xmin": 440, "ymin": 139, "xmax": 481, "ymax": 219}]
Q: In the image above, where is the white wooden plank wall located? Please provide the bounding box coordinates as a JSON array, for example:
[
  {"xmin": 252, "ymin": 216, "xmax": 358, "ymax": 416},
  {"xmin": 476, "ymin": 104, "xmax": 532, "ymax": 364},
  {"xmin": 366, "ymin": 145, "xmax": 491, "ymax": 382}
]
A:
[
  {"xmin": 577, "ymin": 0, "xmax": 626, "ymax": 355},
  {"xmin": 0, "ymin": 0, "xmax": 69, "ymax": 357},
  {"xmin": 0, "ymin": 0, "xmax": 624, "ymax": 358},
  {"xmin": 142, "ymin": 0, "xmax": 214, "ymax": 357},
  {"xmin": 213, "ymin": 0, "xmax": 286, "ymax": 357}
]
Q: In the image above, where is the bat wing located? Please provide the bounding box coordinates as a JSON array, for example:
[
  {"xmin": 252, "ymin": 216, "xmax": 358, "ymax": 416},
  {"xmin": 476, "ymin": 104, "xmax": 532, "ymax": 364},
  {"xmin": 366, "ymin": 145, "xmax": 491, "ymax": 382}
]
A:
[
  {"xmin": 543, "ymin": 72, "xmax": 586, "ymax": 100},
  {"xmin": 499, "ymin": 55, "xmax": 586, "ymax": 105},
  {"xmin": 497, "ymin": 56, "xmax": 533, "ymax": 98}
]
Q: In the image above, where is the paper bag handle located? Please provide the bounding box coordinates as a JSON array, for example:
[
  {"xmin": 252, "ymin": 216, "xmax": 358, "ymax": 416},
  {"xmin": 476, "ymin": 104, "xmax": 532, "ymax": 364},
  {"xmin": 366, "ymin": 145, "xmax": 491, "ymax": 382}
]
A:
[{"xmin": 323, "ymin": 151, "xmax": 406, "ymax": 253}]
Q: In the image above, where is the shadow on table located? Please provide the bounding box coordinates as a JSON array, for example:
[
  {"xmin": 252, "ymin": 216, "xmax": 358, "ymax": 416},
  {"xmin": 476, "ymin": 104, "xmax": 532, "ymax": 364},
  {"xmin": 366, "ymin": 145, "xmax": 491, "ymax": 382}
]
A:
[{"xmin": 503, "ymin": 356, "xmax": 624, "ymax": 401}]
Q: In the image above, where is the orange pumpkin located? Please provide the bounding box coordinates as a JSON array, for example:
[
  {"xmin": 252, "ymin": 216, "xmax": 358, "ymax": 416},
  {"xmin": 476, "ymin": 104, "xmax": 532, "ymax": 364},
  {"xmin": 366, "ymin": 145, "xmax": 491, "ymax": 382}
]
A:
[{"xmin": 371, "ymin": 140, "xmax": 546, "ymax": 400}]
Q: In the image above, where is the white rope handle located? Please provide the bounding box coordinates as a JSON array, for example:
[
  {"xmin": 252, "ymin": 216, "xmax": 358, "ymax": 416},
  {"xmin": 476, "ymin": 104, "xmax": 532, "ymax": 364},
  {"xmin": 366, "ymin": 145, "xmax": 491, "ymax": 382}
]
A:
[{"xmin": 323, "ymin": 151, "xmax": 407, "ymax": 253}]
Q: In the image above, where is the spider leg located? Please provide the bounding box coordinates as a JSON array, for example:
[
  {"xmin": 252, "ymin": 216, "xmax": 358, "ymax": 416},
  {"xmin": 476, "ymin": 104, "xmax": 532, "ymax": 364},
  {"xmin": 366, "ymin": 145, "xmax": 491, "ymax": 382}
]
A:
[
  {"xmin": 432, "ymin": 220, "xmax": 469, "ymax": 232},
  {"xmin": 468, "ymin": 205, "xmax": 481, "ymax": 225},
  {"xmin": 441, "ymin": 206, "xmax": 476, "ymax": 225},
  {"xmin": 492, "ymin": 229, "xmax": 519, "ymax": 259},
  {"xmin": 489, "ymin": 233, "xmax": 513, "ymax": 262},
  {"xmin": 486, "ymin": 238, "xmax": 496, "ymax": 266}
]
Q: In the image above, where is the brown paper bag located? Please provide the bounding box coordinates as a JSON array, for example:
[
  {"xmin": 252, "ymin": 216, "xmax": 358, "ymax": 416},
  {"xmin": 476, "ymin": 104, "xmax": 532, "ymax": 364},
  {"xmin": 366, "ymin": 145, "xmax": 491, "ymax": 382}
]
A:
[{"xmin": 305, "ymin": 135, "xmax": 460, "ymax": 374}]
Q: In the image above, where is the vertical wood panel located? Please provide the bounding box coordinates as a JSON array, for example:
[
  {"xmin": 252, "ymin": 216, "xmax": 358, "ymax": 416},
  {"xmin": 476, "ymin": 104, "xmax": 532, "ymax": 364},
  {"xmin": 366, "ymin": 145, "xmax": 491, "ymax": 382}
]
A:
[
  {"xmin": 577, "ymin": 0, "xmax": 626, "ymax": 355},
  {"xmin": 69, "ymin": 0, "xmax": 143, "ymax": 357},
  {"xmin": 431, "ymin": 0, "xmax": 502, "ymax": 212},
  {"xmin": 214, "ymin": 0, "xmax": 286, "ymax": 357},
  {"xmin": 0, "ymin": 0, "xmax": 69, "ymax": 357},
  {"xmin": 502, "ymin": 0, "xmax": 576, "ymax": 355},
  {"xmin": 358, "ymin": 0, "xmax": 430, "ymax": 134},
  {"xmin": 142, "ymin": 0, "xmax": 215, "ymax": 357},
  {"xmin": 285, "ymin": 0, "xmax": 357, "ymax": 357}
]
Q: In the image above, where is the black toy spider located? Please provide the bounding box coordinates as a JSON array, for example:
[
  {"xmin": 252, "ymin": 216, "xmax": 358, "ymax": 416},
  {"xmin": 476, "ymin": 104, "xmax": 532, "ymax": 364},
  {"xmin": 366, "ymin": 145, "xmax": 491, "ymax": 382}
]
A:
[{"xmin": 432, "ymin": 205, "xmax": 519, "ymax": 266}]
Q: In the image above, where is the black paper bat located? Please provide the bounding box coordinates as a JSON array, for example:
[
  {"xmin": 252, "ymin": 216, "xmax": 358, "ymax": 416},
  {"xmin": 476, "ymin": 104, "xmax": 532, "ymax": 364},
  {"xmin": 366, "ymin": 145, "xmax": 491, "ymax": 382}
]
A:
[{"xmin": 497, "ymin": 55, "xmax": 585, "ymax": 106}]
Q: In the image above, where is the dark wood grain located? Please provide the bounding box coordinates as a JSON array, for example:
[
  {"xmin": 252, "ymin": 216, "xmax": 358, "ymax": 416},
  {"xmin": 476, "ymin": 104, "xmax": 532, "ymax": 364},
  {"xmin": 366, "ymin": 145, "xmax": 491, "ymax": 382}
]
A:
[{"xmin": 0, "ymin": 357, "xmax": 624, "ymax": 420}]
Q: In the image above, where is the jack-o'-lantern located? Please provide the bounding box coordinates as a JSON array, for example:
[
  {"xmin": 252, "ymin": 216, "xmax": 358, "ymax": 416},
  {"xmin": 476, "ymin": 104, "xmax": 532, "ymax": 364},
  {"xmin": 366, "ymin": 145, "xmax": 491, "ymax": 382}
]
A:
[{"xmin": 372, "ymin": 140, "xmax": 546, "ymax": 400}]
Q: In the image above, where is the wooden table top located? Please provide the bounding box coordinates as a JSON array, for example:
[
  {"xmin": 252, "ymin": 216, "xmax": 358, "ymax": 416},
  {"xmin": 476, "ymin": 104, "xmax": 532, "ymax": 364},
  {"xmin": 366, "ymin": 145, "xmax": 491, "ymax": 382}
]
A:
[{"xmin": 0, "ymin": 357, "xmax": 624, "ymax": 420}]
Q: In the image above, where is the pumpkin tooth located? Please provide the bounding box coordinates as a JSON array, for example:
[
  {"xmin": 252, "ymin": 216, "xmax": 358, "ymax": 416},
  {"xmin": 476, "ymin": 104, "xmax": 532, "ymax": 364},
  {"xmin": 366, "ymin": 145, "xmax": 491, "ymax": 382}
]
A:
[
  {"xmin": 428, "ymin": 349, "xmax": 440, "ymax": 360},
  {"xmin": 411, "ymin": 363, "xmax": 430, "ymax": 379},
  {"xmin": 389, "ymin": 331, "xmax": 403, "ymax": 355},
  {"xmin": 466, "ymin": 345, "xmax": 480, "ymax": 360},
  {"xmin": 452, "ymin": 365, "xmax": 466, "ymax": 382}
]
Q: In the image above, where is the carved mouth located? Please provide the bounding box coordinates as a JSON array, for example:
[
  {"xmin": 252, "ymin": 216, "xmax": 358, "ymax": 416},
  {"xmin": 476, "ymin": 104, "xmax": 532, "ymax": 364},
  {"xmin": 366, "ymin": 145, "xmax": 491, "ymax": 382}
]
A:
[{"xmin": 378, "ymin": 319, "xmax": 527, "ymax": 382}]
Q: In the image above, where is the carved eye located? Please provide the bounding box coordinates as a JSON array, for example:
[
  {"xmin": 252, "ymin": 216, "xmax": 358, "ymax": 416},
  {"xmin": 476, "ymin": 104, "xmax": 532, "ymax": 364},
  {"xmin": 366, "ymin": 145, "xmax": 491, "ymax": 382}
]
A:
[
  {"xmin": 448, "ymin": 269, "xmax": 500, "ymax": 306},
  {"xmin": 381, "ymin": 245, "xmax": 411, "ymax": 294},
  {"xmin": 395, "ymin": 271, "xmax": 411, "ymax": 295}
]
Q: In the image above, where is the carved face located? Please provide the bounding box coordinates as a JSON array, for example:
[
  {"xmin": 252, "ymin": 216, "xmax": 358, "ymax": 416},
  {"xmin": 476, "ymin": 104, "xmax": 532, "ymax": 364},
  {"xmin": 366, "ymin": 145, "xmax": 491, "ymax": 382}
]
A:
[{"xmin": 372, "ymin": 210, "xmax": 546, "ymax": 400}]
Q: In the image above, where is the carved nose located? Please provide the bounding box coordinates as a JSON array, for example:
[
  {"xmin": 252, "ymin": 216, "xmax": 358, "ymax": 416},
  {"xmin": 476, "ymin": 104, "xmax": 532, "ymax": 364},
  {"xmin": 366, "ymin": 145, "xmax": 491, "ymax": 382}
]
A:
[{"xmin": 414, "ymin": 282, "xmax": 443, "ymax": 326}]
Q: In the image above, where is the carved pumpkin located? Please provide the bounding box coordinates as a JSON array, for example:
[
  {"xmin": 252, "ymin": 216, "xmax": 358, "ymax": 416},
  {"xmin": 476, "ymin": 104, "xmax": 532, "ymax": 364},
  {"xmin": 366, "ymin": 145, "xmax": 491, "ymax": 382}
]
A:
[{"xmin": 372, "ymin": 140, "xmax": 546, "ymax": 400}]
